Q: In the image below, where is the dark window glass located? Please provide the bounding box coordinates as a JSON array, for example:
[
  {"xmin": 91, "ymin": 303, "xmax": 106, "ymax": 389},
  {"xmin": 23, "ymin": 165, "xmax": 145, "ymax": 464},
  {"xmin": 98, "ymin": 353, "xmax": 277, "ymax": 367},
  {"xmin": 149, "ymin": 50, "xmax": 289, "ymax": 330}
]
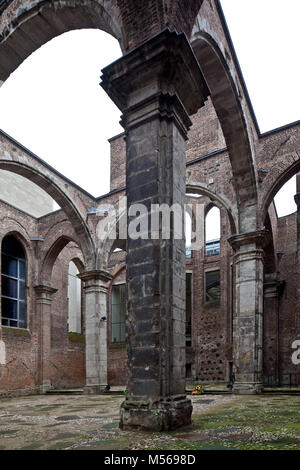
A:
[
  {"xmin": 2, "ymin": 254, "xmax": 18, "ymax": 277},
  {"xmin": 205, "ymin": 271, "xmax": 221, "ymax": 303},
  {"xmin": 2, "ymin": 298, "xmax": 18, "ymax": 319},
  {"xmin": 19, "ymin": 281, "xmax": 26, "ymax": 300},
  {"xmin": 186, "ymin": 273, "xmax": 192, "ymax": 347},
  {"xmin": 1, "ymin": 236, "xmax": 27, "ymax": 328},
  {"xmin": 2, "ymin": 276, "xmax": 18, "ymax": 298},
  {"xmin": 19, "ymin": 261, "xmax": 26, "ymax": 280}
]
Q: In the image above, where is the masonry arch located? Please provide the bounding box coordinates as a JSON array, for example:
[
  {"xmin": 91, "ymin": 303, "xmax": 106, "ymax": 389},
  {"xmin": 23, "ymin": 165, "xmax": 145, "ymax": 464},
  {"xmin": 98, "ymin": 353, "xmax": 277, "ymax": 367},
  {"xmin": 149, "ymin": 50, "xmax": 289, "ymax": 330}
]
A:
[
  {"xmin": 97, "ymin": 207, "xmax": 127, "ymax": 270},
  {"xmin": 40, "ymin": 234, "xmax": 85, "ymax": 286},
  {"xmin": 186, "ymin": 183, "xmax": 237, "ymax": 235},
  {"xmin": 0, "ymin": 0, "xmax": 125, "ymax": 82},
  {"xmin": 191, "ymin": 30, "xmax": 257, "ymax": 231},
  {"xmin": 260, "ymin": 159, "xmax": 300, "ymax": 227},
  {"xmin": 0, "ymin": 160, "xmax": 95, "ymax": 269}
]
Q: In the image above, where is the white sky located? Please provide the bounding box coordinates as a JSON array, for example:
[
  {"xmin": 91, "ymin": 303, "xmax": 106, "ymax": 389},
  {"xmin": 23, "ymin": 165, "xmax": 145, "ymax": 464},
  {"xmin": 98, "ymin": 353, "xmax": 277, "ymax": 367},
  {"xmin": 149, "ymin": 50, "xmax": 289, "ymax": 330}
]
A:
[{"xmin": 0, "ymin": 1, "xmax": 299, "ymax": 216}]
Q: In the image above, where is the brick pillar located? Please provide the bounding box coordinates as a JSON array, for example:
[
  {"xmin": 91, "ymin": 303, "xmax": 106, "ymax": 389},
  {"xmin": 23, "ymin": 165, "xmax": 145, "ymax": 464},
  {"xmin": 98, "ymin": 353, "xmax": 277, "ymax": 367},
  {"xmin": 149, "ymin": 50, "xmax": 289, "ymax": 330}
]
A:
[
  {"xmin": 34, "ymin": 285, "xmax": 57, "ymax": 393},
  {"xmin": 101, "ymin": 29, "xmax": 209, "ymax": 430},
  {"xmin": 228, "ymin": 231, "xmax": 269, "ymax": 394},
  {"xmin": 78, "ymin": 270, "xmax": 112, "ymax": 394},
  {"xmin": 294, "ymin": 176, "xmax": 300, "ymax": 331}
]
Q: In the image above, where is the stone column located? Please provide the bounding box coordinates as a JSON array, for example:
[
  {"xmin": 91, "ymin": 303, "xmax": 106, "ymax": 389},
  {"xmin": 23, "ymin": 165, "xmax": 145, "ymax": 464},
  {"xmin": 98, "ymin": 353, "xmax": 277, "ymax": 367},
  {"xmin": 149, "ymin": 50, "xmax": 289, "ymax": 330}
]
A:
[
  {"xmin": 101, "ymin": 29, "xmax": 209, "ymax": 430},
  {"xmin": 263, "ymin": 275, "xmax": 280, "ymax": 386},
  {"xmin": 78, "ymin": 270, "xmax": 112, "ymax": 394},
  {"xmin": 34, "ymin": 284, "xmax": 57, "ymax": 393},
  {"xmin": 228, "ymin": 231, "xmax": 269, "ymax": 394}
]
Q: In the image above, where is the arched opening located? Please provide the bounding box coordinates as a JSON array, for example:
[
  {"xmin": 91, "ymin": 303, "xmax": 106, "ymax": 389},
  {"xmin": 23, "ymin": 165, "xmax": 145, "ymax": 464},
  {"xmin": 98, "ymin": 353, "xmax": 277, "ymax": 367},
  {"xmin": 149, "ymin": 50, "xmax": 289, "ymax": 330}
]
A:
[
  {"xmin": 0, "ymin": 1, "xmax": 124, "ymax": 83},
  {"xmin": 0, "ymin": 29, "xmax": 122, "ymax": 197},
  {"xmin": 1, "ymin": 235, "xmax": 27, "ymax": 329},
  {"xmin": 191, "ymin": 31, "xmax": 257, "ymax": 230},
  {"xmin": 205, "ymin": 206, "xmax": 221, "ymax": 257},
  {"xmin": 67, "ymin": 260, "xmax": 82, "ymax": 334}
]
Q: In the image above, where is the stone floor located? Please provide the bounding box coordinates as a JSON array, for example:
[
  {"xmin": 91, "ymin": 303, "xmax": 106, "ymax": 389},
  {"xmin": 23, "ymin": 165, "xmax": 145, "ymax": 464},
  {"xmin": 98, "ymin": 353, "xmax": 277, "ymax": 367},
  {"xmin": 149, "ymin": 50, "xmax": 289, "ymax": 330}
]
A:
[{"xmin": 0, "ymin": 391, "xmax": 299, "ymax": 450}]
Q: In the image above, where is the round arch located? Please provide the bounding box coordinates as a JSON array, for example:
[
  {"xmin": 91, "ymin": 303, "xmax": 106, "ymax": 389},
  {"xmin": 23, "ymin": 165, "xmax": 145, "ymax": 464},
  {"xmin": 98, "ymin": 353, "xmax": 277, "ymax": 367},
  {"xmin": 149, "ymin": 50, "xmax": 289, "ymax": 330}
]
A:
[
  {"xmin": 97, "ymin": 207, "xmax": 127, "ymax": 270},
  {"xmin": 186, "ymin": 182, "xmax": 237, "ymax": 235},
  {"xmin": 40, "ymin": 235, "xmax": 84, "ymax": 285},
  {"xmin": 0, "ymin": 0, "xmax": 125, "ymax": 82},
  {"xmin": 260, "ymin": 159, "xmax": 300, "ymax": 226},
  {"xmin": 0, "ymin": 160, "xmax": 95, "ymax": 269},
  {"xmin": 191, "ymin": 31, "xmax": 258, "ymax": 231}
]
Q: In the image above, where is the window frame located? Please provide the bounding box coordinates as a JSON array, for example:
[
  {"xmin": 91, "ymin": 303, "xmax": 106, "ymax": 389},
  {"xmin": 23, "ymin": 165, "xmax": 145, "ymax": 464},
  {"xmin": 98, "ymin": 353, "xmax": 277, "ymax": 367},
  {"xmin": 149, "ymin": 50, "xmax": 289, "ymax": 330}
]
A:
[
  {"xmin": 1, "ymin": 237, "xmax": 27, "ymax": 329},
  {"xmin": 204, "ymin": 269, "xmax": 221, "ymax": 305}
]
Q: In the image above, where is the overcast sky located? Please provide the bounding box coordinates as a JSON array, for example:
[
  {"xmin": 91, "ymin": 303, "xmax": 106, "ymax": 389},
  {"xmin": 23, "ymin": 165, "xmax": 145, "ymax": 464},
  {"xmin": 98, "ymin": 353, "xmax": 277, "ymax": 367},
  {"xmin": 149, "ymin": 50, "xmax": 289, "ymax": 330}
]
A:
[{"xmin": 0, "ymin": 0, "xmax": 299, "ymax": 215}]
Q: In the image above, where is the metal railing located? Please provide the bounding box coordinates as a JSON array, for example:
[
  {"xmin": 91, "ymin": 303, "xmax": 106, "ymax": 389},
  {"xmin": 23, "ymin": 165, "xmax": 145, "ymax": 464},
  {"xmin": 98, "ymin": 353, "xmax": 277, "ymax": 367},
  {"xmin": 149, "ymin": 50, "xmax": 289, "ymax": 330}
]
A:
[{"xmin": 263, "ymin": 373, "xmax": 300, "ymax": 388}]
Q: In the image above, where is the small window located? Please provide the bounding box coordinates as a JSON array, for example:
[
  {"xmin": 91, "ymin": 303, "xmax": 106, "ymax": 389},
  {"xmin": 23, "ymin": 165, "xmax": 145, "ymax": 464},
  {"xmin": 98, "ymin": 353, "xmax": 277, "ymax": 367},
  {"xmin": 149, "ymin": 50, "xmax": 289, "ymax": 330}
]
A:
[
  {"xmin": 1, "ymin": 235, "xmax": 27, "ymax": 328},
  {"xmin": 205, "ymin": 206, "xmax": 220, "ymax": 256},
  {"xmin": 110, "ymin": 284, "xmax": 126, "ymax": 343},
  {"xmin": 205, "ymin": 270, "xmax": 220, "ymax": 303},
  {"xmin": 205, "ymin": 239, "xmax": 220, "ymax": 257}
]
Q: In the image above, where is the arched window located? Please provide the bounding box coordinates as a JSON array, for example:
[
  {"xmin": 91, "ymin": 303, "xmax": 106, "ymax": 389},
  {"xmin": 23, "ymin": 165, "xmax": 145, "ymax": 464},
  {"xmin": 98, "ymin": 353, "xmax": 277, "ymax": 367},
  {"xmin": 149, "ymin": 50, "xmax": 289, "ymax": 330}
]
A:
[
  {"xmin": 1, "ymin": 235, "xmax": 26, "ymax": 328},
  {"xmin": 67, "ymin": 261, "xmax": 82, "ymax": 334},
  {"xmin": 205, "ymin": 206, "xmax": 221, "ymax": 257}
]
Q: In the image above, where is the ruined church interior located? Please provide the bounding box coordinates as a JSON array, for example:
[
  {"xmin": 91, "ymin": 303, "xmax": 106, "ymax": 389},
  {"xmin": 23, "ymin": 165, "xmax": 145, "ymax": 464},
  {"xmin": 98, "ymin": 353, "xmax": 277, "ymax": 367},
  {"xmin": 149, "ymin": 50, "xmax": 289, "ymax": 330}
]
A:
[{"xmin": 0, "ymin": 0, "xmax": 299, "ymax": 434}]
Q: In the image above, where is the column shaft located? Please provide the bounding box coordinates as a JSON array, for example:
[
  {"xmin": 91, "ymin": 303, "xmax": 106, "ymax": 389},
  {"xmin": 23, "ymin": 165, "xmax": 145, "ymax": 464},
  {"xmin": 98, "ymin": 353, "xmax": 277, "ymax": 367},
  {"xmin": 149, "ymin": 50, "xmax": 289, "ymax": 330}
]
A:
[
  {"xmin": 78, "ymin": 270, "xmax": 112, "ymax": 394},
  {"xmin": 101, "ymin": 29, "xmax": 209, "ymax": 430},
  {"xmin": 228, "ymin": 231, "xmax": 269, "ymax": 394},
  {"xmin": 34, "ymin": 285, "xmax": 57, "ymax": 393}
]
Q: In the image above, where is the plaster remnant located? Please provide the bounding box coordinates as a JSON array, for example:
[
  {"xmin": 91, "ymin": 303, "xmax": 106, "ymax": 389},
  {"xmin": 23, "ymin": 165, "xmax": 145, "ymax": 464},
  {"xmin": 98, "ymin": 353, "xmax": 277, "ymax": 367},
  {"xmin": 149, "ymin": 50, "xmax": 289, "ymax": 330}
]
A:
[{"xmin": 0, "ymin": 340, "xmax": 6, "ymax": 365}]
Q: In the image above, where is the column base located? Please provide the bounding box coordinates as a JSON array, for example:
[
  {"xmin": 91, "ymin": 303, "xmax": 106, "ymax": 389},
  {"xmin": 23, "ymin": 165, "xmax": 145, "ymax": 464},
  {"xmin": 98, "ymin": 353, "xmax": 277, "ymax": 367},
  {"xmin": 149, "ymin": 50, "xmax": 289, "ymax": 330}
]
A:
[
  {"xmin": 120, "ymin": 396, "xmax": 192, "ymax": 431},
  {"xmin": 84, "ymin": 384, "xmax": 107, "ymax": 395},
  {"xmin": 232, "ymin": 382, "xmax": 263, "ymax": 395},
  {"xmin": 40, "ymin": 380, "xmax": 53, "ymax": 394}
]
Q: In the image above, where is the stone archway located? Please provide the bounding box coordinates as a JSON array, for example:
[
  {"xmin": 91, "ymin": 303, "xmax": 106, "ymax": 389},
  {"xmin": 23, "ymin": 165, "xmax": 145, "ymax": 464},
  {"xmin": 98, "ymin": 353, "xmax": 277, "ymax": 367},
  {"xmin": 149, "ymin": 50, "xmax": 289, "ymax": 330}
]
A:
[
  {"xmin": 190, "ymin": 29, "xmax": 258, "ymax": 232},
  {"xmin": 0, "ymin": 0, "xmax": 125, "ymax": 82},
  {"xmin": 0, "ymin": 153, "xmax": 96, "ymax": 270}
]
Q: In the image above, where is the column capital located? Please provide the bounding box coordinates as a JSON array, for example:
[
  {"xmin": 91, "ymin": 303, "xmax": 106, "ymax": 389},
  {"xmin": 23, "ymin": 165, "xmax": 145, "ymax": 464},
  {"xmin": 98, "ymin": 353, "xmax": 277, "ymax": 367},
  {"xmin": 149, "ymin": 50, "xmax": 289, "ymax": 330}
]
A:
[
  {"xmin": 77, "ymin": 270, "xmax": 113, "ymax": 284},
  {"xmin": 34, "ymin": 284, "xmax": 57, "ymax": 302},
  {"xmin": 264, "ymin": 278, "xmax": 280, "ymax": 298},
  {"xmin": 101, "ymin": 28, "xmax": 209, "ymax": 121},
  {"xmin": 228, "ymin": 230, "xmax": 270, "ymax": 251}
]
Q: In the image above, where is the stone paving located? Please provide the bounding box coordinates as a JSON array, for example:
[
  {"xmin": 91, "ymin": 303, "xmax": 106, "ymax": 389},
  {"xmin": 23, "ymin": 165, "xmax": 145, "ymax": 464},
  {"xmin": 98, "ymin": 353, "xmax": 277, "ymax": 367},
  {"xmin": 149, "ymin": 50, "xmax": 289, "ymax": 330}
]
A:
[
  {"xmin": 0, "ymin": 392, "xmax": 235, "ymax": 450},
  {"xmin": 0, "ymin": 392, "xmax": 299, "ymax": 450}
]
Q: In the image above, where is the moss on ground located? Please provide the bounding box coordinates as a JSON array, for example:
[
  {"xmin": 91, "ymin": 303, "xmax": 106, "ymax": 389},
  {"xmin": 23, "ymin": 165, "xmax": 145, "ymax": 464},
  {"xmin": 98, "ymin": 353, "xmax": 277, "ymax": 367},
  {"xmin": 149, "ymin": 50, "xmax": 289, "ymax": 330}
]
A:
[{"xmin": 0, "ymin": 392, "xmax": 299, "ymax": 450}]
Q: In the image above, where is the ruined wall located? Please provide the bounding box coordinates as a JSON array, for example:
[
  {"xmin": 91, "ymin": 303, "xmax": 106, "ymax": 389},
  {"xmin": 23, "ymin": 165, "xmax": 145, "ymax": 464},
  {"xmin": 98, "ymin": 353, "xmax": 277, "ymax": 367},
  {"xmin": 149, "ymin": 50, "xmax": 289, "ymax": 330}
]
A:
[
  {"xmin": 0, "ymin": 171, "xmax": 54, "ymax": 217},
  {"xmin": 276, "ymin": 213, "xmax": 299, "ymax": 379},
  {"xmin": 50, "ymin": 243, "xmax": 85, "ymax": 389},
  {"xmin": 107, "ymin": 266, "xmax": 127, "ymax": 386},
  {"xmin": 0, "ymin": 201, "xmax": 39, "ymax": 395},
  {"xmin": 0, "ymin": 200, "xmax": 86, "ymax": 395}
]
